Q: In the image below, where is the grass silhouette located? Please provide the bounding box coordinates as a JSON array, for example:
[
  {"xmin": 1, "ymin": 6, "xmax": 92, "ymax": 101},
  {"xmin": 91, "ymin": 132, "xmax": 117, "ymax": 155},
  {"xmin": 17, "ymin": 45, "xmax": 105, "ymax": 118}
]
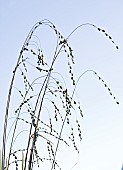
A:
[{"xmin": 1, "ymin": 19, "xmax": 119, "ymax": 170}]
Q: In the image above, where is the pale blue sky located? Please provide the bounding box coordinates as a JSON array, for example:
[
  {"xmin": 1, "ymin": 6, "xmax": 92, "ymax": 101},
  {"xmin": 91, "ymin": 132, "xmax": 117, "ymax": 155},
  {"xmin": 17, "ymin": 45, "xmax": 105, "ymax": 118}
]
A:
[{"xmin": 1, "ymin": 1, "xmax": 123, "ymax": 170}]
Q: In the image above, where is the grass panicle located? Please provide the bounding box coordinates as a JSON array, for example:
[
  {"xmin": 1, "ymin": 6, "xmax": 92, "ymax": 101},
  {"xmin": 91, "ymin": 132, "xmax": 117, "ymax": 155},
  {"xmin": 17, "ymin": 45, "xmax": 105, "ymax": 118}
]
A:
[{"xmin": 1, "ymin": 19, "xmax": 119, "ymax": 170}]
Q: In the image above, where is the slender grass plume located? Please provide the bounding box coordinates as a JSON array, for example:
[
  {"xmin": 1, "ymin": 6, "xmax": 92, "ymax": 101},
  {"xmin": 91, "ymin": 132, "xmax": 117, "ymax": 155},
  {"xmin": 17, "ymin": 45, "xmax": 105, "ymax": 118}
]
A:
[{"xmin": 1, "ymin": 19, "xmax": 119, "ymax": 170}]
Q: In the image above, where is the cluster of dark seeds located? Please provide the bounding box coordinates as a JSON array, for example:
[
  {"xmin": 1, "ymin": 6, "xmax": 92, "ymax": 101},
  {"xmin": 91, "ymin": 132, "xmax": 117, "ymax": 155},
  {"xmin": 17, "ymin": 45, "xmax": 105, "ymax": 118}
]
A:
[
  {"xmin": 20, "ymin": 70, "xmax": 33, "ymax": 91},
  {"xmin": 37, "ymin": 48, "xmax": 46, "ymax": 66},
  {"xmin": 76, "ymin": 119, "xmax": 82, "ymax": 141},
  {"xmin": 94, "ymin": 71, "xmax": 119, "ymax": 104},
  {"xmin": 17, "ymin": 117, "xmax": 31, "ymax": 125},
  {"xmin": 30, "ymin": 112, "xmax": 37, "ymax": 128},
  {"xmin": 47, "ymin": 87, "xmax": 57, "ymax": 97},
  {"xmin": 51, "ymin": 100, "xmax": 63, "ymax": 122},
  {"xmin": 78, "ymin": 102, "xmax": 83, "ymax": 117},
  {"xmin": 39, "ymin": 129, "xmax": 69, "ymax": 146},
  {"xmin": 92, "ymin": 24, "xmax": 119, "ymax": 49},
  {"xmin": 68, "ymin": 62, "xmax": 75, "ymax": 85},
  {"xmin": 23, "ymin": 47, "xmax": 47, "ymax": 67},
  {"xmin": 47, "ymin": 141, "xmax": 52, "ymax": 163},
  {"xmin": 12, "ymin": 152, "xmax": 18, "ymax": 170},
  {"xmin": 15, "ymin": 95, "xmax": 33, "ymax": 114},
  {"xmin": 69, "ymin": 127, "xmax": 79, "ymax": 153},
  {"xmin": 36, "ymin": 157, "xmax": 61, "ymax": 170},
  {"xmin": 17, "ymin": 89, "xmax": 24, "ymax": 98},
  {"xmin": 33, "ymin": 144, "xmax": 40, "ymax": 167},
  {"xmin": 21, "ymin": 55, "xmax": 28, "ymax": 72}
]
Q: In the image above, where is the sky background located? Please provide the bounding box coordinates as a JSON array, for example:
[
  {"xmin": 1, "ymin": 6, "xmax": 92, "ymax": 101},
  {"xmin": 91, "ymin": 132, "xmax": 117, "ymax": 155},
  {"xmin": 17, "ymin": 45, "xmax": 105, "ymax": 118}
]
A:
[{"xmin": 0, "ymin": 0, "xmax": 123, "ymax": 170}]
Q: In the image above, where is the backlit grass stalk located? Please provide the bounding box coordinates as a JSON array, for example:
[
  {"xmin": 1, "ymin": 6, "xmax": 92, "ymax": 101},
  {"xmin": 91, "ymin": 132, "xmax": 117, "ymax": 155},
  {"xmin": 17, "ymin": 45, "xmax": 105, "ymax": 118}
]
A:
[{"xmin": 2, "ymin": 19, "xmax": 119, "ymax": 170}]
